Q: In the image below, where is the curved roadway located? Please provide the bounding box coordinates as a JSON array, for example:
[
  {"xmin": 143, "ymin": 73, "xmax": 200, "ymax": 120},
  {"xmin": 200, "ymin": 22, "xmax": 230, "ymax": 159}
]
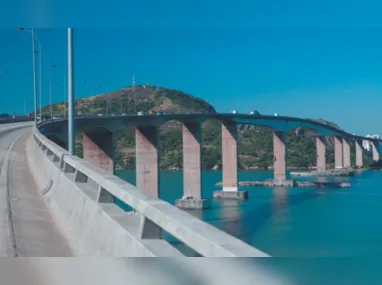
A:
[{"xmin": 0, "ymin": 122, "xmax": 73, "ymax": 257}]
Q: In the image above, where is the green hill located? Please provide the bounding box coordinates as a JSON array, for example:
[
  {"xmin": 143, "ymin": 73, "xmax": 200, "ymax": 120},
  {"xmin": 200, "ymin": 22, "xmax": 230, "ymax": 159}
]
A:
[{"xmin": 41, "ymin": 85, "xmax": 375, "ymax": 170}]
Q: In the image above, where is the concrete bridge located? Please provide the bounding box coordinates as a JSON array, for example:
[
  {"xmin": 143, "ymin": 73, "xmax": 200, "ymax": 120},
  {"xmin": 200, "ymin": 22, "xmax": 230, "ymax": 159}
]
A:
[
  {"xmin": 39, "ymin": 113, "xmax": 380, "ymax": 209},
  {"xmin": 0, "ymin": 120, "xmax": 268, "ymax": 259},
  {"xmin": 0, "ymin": 113, "xmax": 380, "ymax": 261}
]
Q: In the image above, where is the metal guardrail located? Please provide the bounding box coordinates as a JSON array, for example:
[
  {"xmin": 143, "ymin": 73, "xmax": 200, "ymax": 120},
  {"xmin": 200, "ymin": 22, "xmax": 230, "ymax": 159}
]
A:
[{"xmin": 32, "ymin": 126, "xmax": 269, "ymax": 257}]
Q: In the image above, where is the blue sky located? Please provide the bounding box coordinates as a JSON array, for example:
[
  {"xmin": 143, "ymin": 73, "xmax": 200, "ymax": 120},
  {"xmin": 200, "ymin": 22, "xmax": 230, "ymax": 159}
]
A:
[{"xmin": 1, "ymin": 1, "xmax": 382, "ymax": 135}]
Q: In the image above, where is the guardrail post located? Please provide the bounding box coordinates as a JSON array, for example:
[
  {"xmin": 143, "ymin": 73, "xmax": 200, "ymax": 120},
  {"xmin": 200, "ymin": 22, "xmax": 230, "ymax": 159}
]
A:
[
  {"xmin": 139, "ymin": 216, "xmax": 162, "ymax": 239},
  {"xmin": 97, "ymin": 187, "xmax": 115, "ymax": 203},
  {"xmin": 316, "ymin": 136, "xmax": 326, "ymax": 172},
  {"xmin": 83, "ymin": 127, "xmax": 115, "ymax": 174},
  {"xmin": 136, "ymin": 125, "xmax": 159, "ymax": 198}
]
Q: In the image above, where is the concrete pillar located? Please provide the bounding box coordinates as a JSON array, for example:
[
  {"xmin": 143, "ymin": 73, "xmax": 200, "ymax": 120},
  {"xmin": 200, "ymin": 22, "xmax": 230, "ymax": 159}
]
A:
[
  {"xmin": 83, "ymin": 128, "xmax": 115, "ymax": 174},
  {"xmin": 222, "ymin": 121, "xmax": 238, "ymax": 191},
  {"xmin": 355, "ymin": 140, "xmax": 363, "ymax": 168},
  {"xmin": 136, "ymin": 125, "xmax": 159, "ymax": 198},
  {"xmin": 273, "ymin": 131, "xmax": 286, "ymax": 181},
  {"xmin": 176, "ymin": 122, "xmax": 209, "ymax": 209},
  {"xmin": 343, "ymin": 138, "xmax": 351, "ymax": 169},
  {"xmin": 371, "ymin": 141, "xmax": 380, "ymax": 161},
  {"xmin": 334, "ymin": 136, "xmax": 343, "ymax": 169},
  {"xmin": 182, "ymin": 122, "xmax": 202, "ymax": 198},
  {"xmin": 214, "ymin": 121, "xmax": 248, "ymax": 200},
  {"xmin": 316, "ymin": 136, "xmax": 326, "ymax": 172}
]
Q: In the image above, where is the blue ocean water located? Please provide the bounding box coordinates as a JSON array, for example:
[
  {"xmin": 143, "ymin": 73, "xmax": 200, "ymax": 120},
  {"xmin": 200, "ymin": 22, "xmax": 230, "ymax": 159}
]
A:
[{"xmin": 117, "ymin": 169, "xmax": 382, "ymax": 258}]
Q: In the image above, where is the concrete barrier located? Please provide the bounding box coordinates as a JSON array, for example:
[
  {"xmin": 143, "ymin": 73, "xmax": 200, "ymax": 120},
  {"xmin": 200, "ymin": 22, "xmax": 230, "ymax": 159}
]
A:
[{"xmin": 27, "ymin": 126, "xmax": 269, "ymax": 257}]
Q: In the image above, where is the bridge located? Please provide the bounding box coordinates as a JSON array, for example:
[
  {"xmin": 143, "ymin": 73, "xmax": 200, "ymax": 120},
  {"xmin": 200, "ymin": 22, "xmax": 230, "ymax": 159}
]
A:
[
  {"xmin": 39, "ymin": 113, "xmax": 380, "ymax": 206},
  {"xmin": 0, "ymin": 113, "xmax": 380, "ymax": 260}
]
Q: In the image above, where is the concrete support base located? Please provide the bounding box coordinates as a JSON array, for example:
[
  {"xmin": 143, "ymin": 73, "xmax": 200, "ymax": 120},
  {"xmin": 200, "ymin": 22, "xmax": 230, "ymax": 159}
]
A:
[
  {"xmin": 213, "ymin": 190, "xmax": 248, "ymax": 200},
  {"xmin": 175, "ymin": 198, "xmax": 210, "ymax": 210},
  {"xmin": 264, "ymin": 179, "xmax": 295, "ymax": 187},
  {"xmin": 223, "ymin": 186, "xmax": 238, "ymax": 192}
]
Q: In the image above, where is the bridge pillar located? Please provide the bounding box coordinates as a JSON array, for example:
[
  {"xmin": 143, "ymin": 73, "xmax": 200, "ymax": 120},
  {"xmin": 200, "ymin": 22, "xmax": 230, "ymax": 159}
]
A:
[
  {"xmin": 355, "ymin": 140, "xmax": 363, "ymax": 168},
  {"xmin": 316, "ymin": 136, "xmax": 326, "ymax": 172},
  {"xmin": 334, "ymin": 136, "xmax": 343, "ymax": 169},
  {"xmin": 176, "ymin": 122, "xmax": 209, "ymax": 209},
  {"xmin": 273, "ymin": 131, "xmax": 287, "ymax": 182},
  {"xmin": 343, "ymin": 138, "xmax": 351, "ymax": 169},
  {"xmin": 136, "ymin": 125, "xmax": 159, "ymax": 198},
  {"xmin": 371, "ymin": 141, "xmax": 380, "ymax": 161},
  {"xmin": 83, "ymin": 127, "xmax": 115, "ymax": 174},
  {"xmin": 222, "ymin": 121, "xmax": 238, "ymax": 191},
  {"xmin": 214, "ymin": 121, "xmax": 248, "ymax": 200}
]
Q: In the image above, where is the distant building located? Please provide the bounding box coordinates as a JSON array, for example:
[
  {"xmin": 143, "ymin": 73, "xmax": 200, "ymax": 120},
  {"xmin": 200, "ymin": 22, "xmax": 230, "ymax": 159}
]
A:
[{"xmin": 362, "ymin": 134, "xmax": 381, "ymax": 151}]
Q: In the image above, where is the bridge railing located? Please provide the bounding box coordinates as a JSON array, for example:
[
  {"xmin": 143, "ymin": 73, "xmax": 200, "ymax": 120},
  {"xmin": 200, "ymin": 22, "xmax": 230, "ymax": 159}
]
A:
[{"xmin": 32, "ymin": 126, "xmax": 269, "ymax": 257}]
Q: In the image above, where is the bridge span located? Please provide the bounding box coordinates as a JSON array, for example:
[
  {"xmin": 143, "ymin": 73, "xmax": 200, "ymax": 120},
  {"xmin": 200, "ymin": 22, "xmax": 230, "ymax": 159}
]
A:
[
  {"xmin": 39, "ymin": 113, "xmax": 380, "ymax": 208},
  {"xmin": 0, "ymin": 113, "xmax": 379, "ymax": 258},
  {"xmin": 0, "ymin": 121, "xmax": 288, "ymax": 281}
]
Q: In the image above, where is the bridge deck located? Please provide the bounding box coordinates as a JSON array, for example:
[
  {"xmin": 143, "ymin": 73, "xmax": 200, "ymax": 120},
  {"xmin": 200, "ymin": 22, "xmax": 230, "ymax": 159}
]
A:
[{"xmin": 5, "ymin": 131, "xmax": 73, "ymax": 257}]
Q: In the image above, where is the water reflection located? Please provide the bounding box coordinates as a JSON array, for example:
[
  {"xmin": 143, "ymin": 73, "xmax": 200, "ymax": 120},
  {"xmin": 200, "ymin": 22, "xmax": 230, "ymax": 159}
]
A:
[
  {"xmin": 272, "ymin": 187, "xmax": 289, "ymax": 213},
  {"xmin": 218, "ymin": 199, "xmax": 244, "ymax": 237},
  {"xmin": 332, "ymin": 176, "xmax": 350, "ymax": 183},
  {"xmin": 213, "ymin": 187, "xmax": 324, "ymax": 244},
  {"xmin": 316, "ymin": 176, "xmax": 328, "ymax": 183}
]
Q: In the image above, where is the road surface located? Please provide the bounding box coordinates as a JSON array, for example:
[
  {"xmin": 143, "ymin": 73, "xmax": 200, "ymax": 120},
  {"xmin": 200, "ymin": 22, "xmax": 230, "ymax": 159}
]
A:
[{"xmin": 0, "ymin": 124, "xmax": 73, "ymax": 257}]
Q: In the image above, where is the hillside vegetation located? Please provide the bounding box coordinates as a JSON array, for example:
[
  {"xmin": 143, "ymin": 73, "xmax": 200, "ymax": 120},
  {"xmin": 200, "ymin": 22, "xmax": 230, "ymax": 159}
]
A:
[{"xmin": 41, "ymin": 85, "xmax": 375, "ymax": 170}]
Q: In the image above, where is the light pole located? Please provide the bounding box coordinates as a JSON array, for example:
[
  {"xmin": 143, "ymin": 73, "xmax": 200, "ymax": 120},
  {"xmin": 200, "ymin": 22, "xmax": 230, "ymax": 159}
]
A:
[
  {"xmin": 34, "ymin": 50, "xmax": 42, "ymax": 119},
  {"xmin": 68, "ymin": 28, "xmax": 76, "ymax": 155},
  {"xmin": 49, "ymin": 65, "xmax": 53, "ymax": 119},
  {"xmin": 0, "ymin": 71, "xmax": 8, "ymax": 114},
  {"xmin": 24, "ymin": 93, "xmax": 26, "ymax": 115},
  {"xmin": 17, "ymin": 28, "xmax": 40, "ymax": 124},
  {"xmin": 52, "ymin": 65, "xmax": 67, "ymax": 118}
]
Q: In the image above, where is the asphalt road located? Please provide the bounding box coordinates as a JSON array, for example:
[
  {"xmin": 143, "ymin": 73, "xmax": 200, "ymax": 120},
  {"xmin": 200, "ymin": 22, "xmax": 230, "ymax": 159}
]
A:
[
  {"xmin": 0, "ymin": 123, "xmax": 73, "ymax": 257},
  {"xmin": 0, "ymin": 124, "xmax": 32, "ymax": 178}
]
